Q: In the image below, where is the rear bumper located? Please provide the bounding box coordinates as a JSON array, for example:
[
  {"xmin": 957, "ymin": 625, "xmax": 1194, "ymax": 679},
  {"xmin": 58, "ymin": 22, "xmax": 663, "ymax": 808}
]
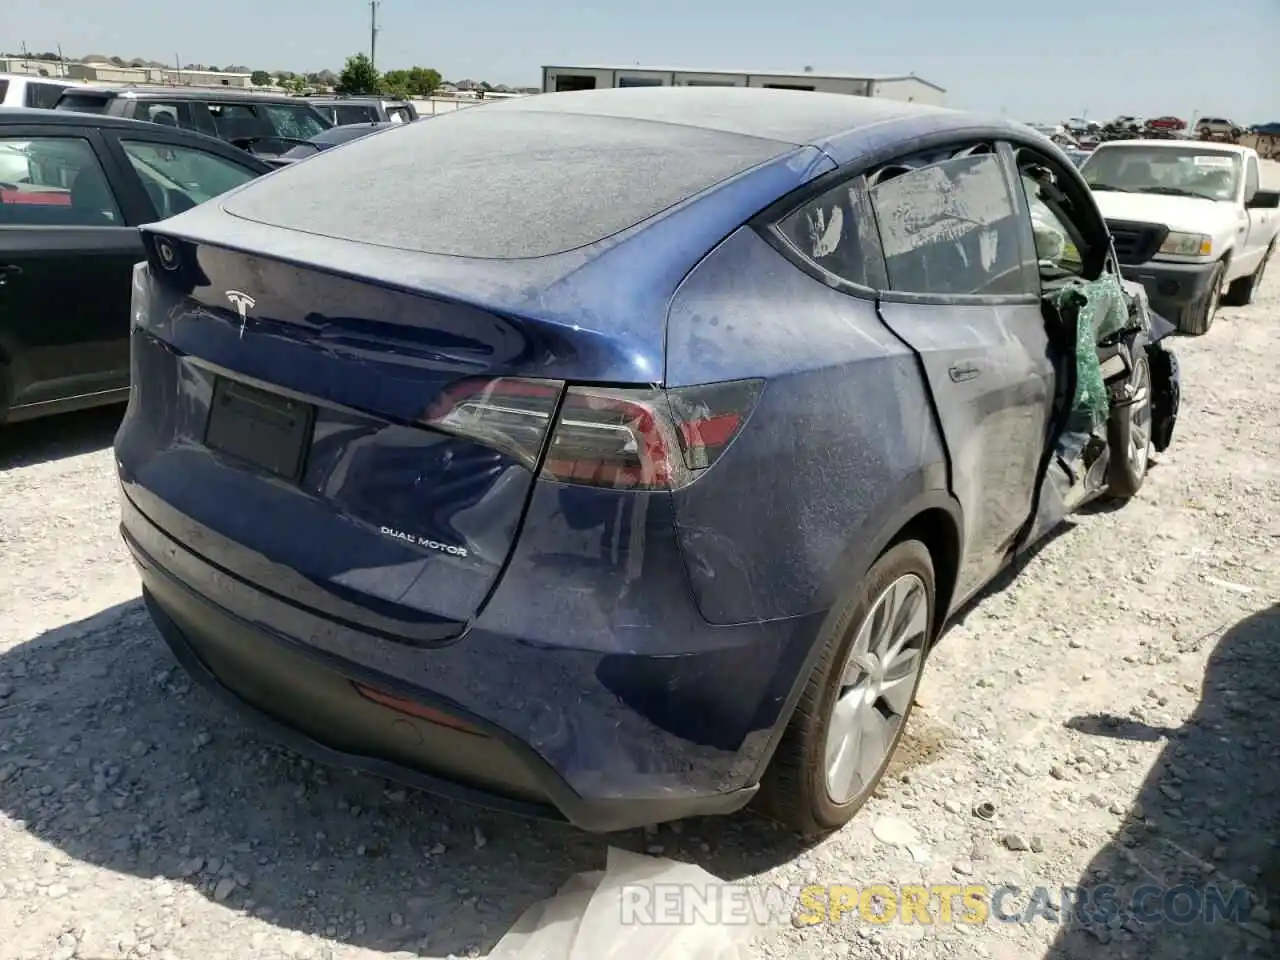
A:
[
  {"xmin": 120, "ymin": 488, "xmax": 814, "ymax": 832},
  {"xmin": 1119, "ymin": 259, "xmax": 1218, "ymax": 325}
]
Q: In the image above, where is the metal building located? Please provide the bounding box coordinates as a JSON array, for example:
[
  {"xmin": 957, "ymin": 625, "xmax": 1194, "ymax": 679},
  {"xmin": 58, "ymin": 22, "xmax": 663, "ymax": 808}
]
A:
[{"xmin": 540, "ymin": 65, "xmax": 945, "ymax": 105}]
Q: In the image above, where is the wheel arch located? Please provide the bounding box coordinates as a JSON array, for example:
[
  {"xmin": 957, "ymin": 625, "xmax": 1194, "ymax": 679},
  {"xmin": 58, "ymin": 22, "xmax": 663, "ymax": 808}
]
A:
[{"xmin": 746, "ymin": 491, "xmax": 965, "ymax": 785}]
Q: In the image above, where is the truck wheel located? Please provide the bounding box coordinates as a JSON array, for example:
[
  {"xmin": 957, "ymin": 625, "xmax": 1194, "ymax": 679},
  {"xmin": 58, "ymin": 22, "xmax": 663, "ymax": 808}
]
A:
[
  {"xmin": 1179, "ymin": 261, "xmax": 1225, "ymax": 335},
  {"xmin": 1222, "ymin": 242, "xmax": 1274, "ymax": 307},
  {"xmin": 1106, "ymin": 353, "xmax": 1152, "ymax": 499}
]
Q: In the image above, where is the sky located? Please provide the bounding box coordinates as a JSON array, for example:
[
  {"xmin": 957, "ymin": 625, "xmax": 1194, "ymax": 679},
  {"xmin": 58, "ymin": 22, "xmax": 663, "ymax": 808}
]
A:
[{"xmin": 2, "ymin": 0, "xmax": 1277, "ymax": 123}]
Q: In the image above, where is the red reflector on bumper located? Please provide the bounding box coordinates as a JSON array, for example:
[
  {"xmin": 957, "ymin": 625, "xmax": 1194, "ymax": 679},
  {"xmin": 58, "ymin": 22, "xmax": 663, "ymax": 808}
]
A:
[{"xmin": 352, "ymin": 683, "xmax": 485, "ymax": 736}]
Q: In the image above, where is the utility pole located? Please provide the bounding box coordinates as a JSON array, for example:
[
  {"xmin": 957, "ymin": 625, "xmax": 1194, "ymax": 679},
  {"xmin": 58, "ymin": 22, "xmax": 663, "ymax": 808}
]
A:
[{"xmin": 369, "ymin": 0, "xmax": 381, "ymax": 70}]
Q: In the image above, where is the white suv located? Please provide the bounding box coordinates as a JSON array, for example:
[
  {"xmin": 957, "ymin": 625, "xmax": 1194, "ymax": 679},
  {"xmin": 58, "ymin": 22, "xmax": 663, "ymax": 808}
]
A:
[
  {"xmin": 0, "ymin": 73, "xmax": 76, "ymax": 110},
  {"xmin": 1196, "ymin": 117, "xmax": 1242, "ymax": 138}
]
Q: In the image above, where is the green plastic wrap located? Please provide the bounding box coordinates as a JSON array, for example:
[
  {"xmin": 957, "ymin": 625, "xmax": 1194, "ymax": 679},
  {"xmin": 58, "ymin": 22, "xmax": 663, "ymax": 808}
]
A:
[{"xmin": 1046, "ymin": 273, "xmax": 1135, "ymax": 428}]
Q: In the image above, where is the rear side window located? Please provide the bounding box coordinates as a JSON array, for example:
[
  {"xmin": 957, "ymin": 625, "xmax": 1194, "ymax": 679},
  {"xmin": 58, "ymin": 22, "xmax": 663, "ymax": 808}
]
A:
[
  {"xmin": 138, "ymin": 101, "xmax": 198, "ymax": 132},
  {"xmin": 25, "ymin": 83, "xmax": 67, "ymax": 109},
  {"xmin": 55, "ymin": 92, "xmax": 111, "ymax": 114},
  {"xmin": 868, "ymin": 152, "xmax": 1028, "ymax": 297},
  {"xmin": 387, "ymin": 106, "xmax": 413, "ymax": 124},
  {"xmin": 334, "ymin": 104, "xmax": 377, "ymax": 125},
  {"xmin": 222, "ymin": 110, "xmax": 790, "ymax": 258},
  {"xmin": 0, "ymin": 80, "xmax": 8, "ymax": 105},
  {"xmin": 0, "ymin": 136, "xmax": 122, "ymax": 227},
  {"xmin": 775, "ymin": 178, "xmax": 880, "ymax": 288}
]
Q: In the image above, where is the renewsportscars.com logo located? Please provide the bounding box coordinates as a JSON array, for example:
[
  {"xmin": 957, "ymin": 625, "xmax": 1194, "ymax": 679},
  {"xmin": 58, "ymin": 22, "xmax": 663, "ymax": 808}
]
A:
[{"xmin": 618, "ymin": 882, "xmax": 1259, "ymax": 928}]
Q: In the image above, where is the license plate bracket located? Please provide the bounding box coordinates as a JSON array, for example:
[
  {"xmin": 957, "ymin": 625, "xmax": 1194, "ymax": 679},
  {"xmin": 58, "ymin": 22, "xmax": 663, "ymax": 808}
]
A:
[{"xmin": 204, "ymin": 377, "xmax": 314, "ymax": 480}]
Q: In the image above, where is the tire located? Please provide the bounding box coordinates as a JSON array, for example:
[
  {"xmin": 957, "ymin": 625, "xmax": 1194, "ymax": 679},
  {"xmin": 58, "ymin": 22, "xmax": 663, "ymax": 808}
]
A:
[
  {"xmin": 1178, "ymin": 260, "xmax": 1225, "ymax": 335},
  {"xmin": 756, "ymin": 539, "xmax": 935, "ymax": 836},
  {"xmin": 1106, "ymin": 352, "xmax": 1152, "ymax": 499},
  {"xmin": 1222, "ymin": 242, "xmax": 1274, "ymax": 307}
]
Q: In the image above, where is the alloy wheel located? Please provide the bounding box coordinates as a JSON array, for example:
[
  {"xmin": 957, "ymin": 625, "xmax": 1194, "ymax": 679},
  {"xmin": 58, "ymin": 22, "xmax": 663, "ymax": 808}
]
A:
[
  {"xmin": 824, "ymin": 573, "xmax": 929, "ymax": 805},
  {"xmin": 1128, "ymin": 359, "xmax": 1152, "ymax": 477}
]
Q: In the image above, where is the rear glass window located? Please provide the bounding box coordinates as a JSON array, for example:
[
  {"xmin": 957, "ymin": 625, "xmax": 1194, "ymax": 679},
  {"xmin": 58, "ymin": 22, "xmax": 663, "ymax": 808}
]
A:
[
  {"xmin": 56, "ymin": 93, "xmax": 110, "ymax": 114},
  {"xmin": 0, "ymin": 80, "xmax": 8, "ymax": 104},
  {"xmin": 221, "ymin": 110, "xmax": 789, "ymax": 259}
]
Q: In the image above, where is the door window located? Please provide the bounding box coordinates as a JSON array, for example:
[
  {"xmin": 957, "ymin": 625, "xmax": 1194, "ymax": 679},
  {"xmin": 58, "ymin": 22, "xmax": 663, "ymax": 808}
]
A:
[
  {"xmin": 868, "ymin": 151, "xmax": 1028, "ymax": 296},
  {"xmin": 0, "ymin": 136, "xmax": 122, "ymax": 227},
  {"xmin": 1245, "ymin": 156, "xmax": 1260, "ymax": 200},
  {"xmin": 1017, "ymin": 172, "xmax": 1086, "ymax": 280},
  {"xmin": 206, "ymin": 102, "xmax": 266, "ymax": 141},
  {"xmin": 138, "ymin": 101, "xmax": 198, "ymax": 132},
  {"xmin": 120, "ymin": 140, "xmax": 260, "ymax": 216},
  {"xmin": 261, "ymin": 103, "xmax": 329, "ymax": 139},
  {"xmin": 775, "ymin": 178, "xmax": 881, "ymax": 289}
]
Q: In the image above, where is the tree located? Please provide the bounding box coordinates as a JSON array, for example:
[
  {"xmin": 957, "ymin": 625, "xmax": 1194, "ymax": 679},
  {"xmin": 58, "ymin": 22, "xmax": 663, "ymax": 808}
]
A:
[
  {"xmin": 250, "ymin": 70, "xmax": 272, "ymax": 86},
  {"xmin": 380, "ymin": 69, "xmax": 411, "ymax": 99},
  {"xmin": 283, "ymin": 76, "xmax": 308, "ymax": 95},
  {"xmin": 406, "ymin": 66, "xmax": 441, "ymax": 97},
  {"xmin": 337, "ymin": 54, "xmax": 380, "ymax": 95}
]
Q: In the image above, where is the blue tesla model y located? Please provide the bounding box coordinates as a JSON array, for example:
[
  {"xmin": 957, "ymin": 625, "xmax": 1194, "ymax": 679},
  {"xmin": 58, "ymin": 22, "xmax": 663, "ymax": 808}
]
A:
[{"xmin": 116, "ymin": 87, "xmax": 1179, "ymax": 835}]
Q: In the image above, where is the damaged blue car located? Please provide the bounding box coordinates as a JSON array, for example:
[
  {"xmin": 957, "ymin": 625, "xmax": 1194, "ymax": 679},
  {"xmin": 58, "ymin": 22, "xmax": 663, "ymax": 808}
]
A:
[{"xmin": 115, "ymin": 87, "xmax": 1180, "ymax": 837}]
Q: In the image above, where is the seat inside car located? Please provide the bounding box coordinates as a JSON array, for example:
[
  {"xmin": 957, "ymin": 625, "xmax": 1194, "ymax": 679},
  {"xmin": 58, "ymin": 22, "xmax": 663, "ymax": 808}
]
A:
[{"xmin": 70, "ymin": 166, "xmax": 119, "ymax": 225}]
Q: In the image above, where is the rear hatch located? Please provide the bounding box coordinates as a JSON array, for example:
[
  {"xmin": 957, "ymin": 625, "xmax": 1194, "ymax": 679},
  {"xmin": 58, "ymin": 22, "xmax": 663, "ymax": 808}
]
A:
[{"xmin": 117, "ymin": 102, "xmax": 794, "ymax": 641}]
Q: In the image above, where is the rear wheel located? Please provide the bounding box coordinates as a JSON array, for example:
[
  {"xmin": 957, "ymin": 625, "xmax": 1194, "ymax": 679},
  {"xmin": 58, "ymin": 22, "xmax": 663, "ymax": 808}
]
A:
[
  {"xmin": 1179, "ymin": 260, "xmax": 1225, "ymax": 335},
  {"xmin": 1222, "ymin": 242, "xmax": 1273, "ymax": 307},
  {"xmin": 1106, "ymin": 352, "xmax": 1152, "ymax": 499},
  {"xmin": 757, "ymin": 540, "xmax": 934, "ymax": 835}
]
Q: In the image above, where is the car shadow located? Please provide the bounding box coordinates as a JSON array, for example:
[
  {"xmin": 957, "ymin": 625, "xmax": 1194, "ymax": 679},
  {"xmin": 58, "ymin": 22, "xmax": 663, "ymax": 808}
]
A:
[
  {"xmin": 0, "ymin": 600, "xmax": 813, "ymax": 957},
  {"xmin": 0, "ymin": 405, "xmax": 123, "ymax": 471},
  {"xmin": 1044, "ymin": 602, "xmax": 1280, "ymax": 957}
]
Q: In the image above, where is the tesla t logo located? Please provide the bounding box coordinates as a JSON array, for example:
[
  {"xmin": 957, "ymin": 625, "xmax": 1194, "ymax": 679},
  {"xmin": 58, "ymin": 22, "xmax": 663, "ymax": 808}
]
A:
[{"xmin": 225, "ymin": 290, "xmax": 255, "ymax": 339}]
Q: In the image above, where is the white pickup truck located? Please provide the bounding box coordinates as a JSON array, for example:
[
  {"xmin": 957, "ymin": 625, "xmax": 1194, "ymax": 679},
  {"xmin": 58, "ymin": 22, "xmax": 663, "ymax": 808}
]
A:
[{"xmin": 1079, "ymin": 140, "xmax": 1279, "ymax": 333}]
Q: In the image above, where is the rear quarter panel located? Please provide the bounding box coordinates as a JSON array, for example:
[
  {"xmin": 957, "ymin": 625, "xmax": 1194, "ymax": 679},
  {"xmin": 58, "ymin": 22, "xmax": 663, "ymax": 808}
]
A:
[{"xmin": 665, "ymin": 226, "xmax": 952, "ymax": 625}]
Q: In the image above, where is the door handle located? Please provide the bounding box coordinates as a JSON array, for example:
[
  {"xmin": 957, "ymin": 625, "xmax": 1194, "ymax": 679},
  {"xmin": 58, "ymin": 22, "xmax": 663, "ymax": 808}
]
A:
[{"xmin": 948, "ymin": 362, "xmax": 982, "ymax": 382}]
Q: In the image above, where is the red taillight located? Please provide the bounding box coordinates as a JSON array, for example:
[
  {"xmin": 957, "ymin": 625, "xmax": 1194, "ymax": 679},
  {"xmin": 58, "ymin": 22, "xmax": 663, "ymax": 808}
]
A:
[{"xmin": 420, "ymin": 377, "xmax": 762, "ymax": 491}]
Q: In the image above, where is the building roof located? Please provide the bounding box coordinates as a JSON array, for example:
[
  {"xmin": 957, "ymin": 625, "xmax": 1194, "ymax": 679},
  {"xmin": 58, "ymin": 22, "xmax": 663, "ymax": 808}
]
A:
[
  {"xmin": 490, "ymin": 85, "xmax": 961, "ymax": 144},
  {"xmin": 541, "ymin": 64, "xmax": 946, "ymax": 93}
]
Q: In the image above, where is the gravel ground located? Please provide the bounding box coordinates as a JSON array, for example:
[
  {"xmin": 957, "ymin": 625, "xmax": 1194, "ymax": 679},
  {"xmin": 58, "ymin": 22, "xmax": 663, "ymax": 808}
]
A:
[{"xmin": 2, "ymin": 229, "xmax": 1278, "ymax": 959}]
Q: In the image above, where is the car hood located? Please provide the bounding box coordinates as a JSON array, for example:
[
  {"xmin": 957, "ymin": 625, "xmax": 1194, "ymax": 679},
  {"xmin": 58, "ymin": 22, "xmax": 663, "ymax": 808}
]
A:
[{"xmin": 1092, "ymin": 190, "xmax": 1239, "ymax": 235}]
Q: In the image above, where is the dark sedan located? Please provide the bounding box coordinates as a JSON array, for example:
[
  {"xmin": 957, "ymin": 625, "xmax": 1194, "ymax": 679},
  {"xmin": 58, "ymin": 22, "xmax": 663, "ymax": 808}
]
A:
[{"xmin": 0, "ymin": 108, "xmax": 272, "ymax": 424}]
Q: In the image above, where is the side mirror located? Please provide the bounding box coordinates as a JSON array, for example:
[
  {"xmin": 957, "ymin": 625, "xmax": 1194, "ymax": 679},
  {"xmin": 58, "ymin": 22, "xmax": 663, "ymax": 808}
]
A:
[{"xmin": 1248, "ymin": 190, "xmax": 1280, "ymax": 210}]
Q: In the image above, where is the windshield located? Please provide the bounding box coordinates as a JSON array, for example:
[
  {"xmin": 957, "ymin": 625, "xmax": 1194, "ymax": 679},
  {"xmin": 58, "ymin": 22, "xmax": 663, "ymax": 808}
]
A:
[{"xmin": 1081, "ymin": 146, "xmax": 1242, "ymax": 201}]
